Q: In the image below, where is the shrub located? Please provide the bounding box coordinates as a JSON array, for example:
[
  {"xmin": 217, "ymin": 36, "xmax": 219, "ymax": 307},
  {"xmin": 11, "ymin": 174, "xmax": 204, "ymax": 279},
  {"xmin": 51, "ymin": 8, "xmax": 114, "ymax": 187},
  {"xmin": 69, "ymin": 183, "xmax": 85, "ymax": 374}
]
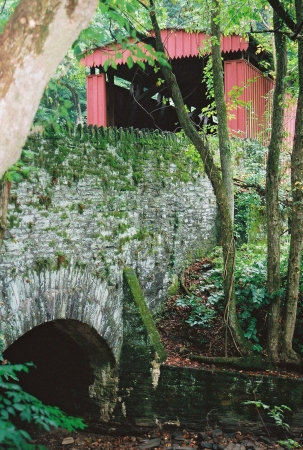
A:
[{"xmin": 176, "ymin": 295, "xmax": 216, "ymax": 328}]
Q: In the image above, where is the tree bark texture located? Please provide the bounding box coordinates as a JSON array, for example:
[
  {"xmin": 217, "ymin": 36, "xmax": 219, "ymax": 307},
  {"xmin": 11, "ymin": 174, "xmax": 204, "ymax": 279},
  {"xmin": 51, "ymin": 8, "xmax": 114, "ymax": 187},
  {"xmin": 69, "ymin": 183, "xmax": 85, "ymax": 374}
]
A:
[
  {"xmin": 62, "ymin": 82, "xmax": 83, "ymax": 125},
  {"xmin": 211, "ymin": 0, "xmax": 234, "ymax": 223},
  {"xmin": 149, "ymin": 0, "xmax": 252, "ymax": 355},
  {"xmin": 265, "ymin": 11, "xmax": 287, "ymax": 362},
  {"xmin": 282, "ymin": 0, "xmax": 303, "ymax": 362},
  {"xmin": 0, "ymin": 0, "xmax": 98, "ymax": 178}
]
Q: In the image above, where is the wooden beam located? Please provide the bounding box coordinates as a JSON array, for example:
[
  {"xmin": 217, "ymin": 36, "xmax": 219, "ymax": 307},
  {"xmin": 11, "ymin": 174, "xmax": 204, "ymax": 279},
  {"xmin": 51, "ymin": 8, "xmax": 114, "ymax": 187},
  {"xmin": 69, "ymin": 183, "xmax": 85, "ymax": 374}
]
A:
[{"xmin": 107, "ymin": 69, "xmax": 115, "ymax": 127}]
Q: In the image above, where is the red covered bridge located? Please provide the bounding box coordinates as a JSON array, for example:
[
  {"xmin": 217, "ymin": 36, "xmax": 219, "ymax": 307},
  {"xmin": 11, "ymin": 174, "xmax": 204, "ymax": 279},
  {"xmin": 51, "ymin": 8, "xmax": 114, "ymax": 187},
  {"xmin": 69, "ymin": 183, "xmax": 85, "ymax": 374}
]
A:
[{"xmin": 82, "ymin": 29, "xmax": 295, "ymax": 143}]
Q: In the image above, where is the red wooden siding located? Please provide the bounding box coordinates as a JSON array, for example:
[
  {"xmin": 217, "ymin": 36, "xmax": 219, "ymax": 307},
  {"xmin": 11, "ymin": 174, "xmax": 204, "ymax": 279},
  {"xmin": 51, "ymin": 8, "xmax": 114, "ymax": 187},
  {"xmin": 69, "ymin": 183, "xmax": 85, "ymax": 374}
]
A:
[
  {"xmin": 224, "ymin": 60, "xmax": 275, "ymax": 144},
  {"xmin": 87, "ymin": 74, "xmax": 107, "ymax": 127},
  {"xmin": 83, "ymin": 30, "xmax": 248, "ymax": 68},
  {"xmin": 224, "ymin": 60, "xmax": 247, "ymax": 136},
  {"xmin": 225, "ymin": 60, "xmax": 296, "ymax": 145}
]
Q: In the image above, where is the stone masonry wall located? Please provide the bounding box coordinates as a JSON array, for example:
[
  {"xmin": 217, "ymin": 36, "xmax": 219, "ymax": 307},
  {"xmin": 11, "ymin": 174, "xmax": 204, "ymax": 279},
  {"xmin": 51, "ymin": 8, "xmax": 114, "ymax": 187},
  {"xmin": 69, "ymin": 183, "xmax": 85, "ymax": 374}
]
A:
[{"xmin": 0, "ymin": 127, "xmax": 217, "ymax": 356}]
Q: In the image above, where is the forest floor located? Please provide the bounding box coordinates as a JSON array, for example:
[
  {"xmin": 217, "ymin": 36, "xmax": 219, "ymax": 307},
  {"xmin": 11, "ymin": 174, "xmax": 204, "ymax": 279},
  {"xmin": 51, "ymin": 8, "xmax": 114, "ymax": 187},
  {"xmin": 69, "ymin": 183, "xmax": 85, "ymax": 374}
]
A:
[
  {"xmin": 157, "ymin": 258, "xmax": 302, "ymax": 379},
  {"xmin": 30, "ymin": 258, "xmax": 303, "ymax": 448},
  {"xmin": 30, "ymin": 425, "xmax": 303, "ymax": 450}
]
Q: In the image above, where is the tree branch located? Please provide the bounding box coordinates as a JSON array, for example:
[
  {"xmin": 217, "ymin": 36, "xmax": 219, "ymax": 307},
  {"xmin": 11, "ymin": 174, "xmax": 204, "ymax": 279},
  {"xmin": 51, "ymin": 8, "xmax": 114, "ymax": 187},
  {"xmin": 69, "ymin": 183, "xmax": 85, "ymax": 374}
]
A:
[
  {"xmin": 266, "ymin": 0, "xmax": 296, "ymax": 32},
  {"xmin": 291, "ymin": 18, "xmax": 303, "ymax": 40},
  {"xmin": 0, "ymin": 0, "xmax": 7, "ymax": 16}
]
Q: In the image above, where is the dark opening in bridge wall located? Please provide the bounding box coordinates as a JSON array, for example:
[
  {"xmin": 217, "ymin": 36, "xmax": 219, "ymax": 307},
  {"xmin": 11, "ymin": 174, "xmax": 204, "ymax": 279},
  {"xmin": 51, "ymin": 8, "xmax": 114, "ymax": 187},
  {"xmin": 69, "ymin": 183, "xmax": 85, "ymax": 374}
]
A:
[{"xmin": 4, "ymin": 320, "xmax": 98, "ymax": 416}]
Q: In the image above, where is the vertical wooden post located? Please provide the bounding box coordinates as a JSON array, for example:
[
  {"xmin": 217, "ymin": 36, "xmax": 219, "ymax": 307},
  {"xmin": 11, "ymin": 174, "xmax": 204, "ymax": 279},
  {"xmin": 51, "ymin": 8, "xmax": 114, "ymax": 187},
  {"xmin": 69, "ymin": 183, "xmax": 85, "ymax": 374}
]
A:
[
  {"xmin": 107, "ymin": 69, "xmax": 115, "ymax": 127},
  {"xmin": 87, "ymin": 73, "xmax": 107, "ymax": 127}
]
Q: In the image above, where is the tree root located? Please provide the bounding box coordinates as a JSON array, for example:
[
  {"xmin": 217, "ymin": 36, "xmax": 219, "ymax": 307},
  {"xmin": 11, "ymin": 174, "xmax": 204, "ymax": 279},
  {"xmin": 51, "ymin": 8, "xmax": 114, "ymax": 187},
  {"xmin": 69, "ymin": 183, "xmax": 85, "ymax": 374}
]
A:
[
  {"xmin": 280, "ymin": 348, "xmax": 302, "ymax": 366},
  {"xmin": 189, "ymin": 354, "xmax": 303, "ymax": 372},
  {"xmin": 189, "ymin": 352, "xmax": 303, "ymax": 372},
  {"xmin": 179, "ymin": 276, "xmax": 191, "ymax": 296}
]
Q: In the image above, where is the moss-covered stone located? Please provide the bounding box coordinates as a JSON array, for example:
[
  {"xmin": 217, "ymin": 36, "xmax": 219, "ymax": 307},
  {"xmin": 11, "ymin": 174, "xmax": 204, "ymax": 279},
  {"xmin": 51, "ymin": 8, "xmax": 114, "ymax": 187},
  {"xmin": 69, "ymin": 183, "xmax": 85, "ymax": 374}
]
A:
[
  {"xmin": 123, "ymin": 267, "xmax": 166, "ymax": 362},
  {"xmin": 167, "ymin": 274, "xmax": 179, "ymax": 296}
]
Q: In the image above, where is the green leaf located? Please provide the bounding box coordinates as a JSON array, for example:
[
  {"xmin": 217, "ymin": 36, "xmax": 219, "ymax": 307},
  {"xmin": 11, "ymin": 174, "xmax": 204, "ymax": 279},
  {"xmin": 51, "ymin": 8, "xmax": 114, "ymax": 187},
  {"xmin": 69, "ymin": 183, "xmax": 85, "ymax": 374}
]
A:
[
  {"xmin": 6, "ymin": 406, "xmax": 15, "ymax": 416},
  {"xmin": 126, "ymin": 55, "xmax": 134, "ymax": 69},
  {"xmin": 103, "ymin": 59, "xmax": 110, "ymax": 72},
  {"xmin": 137, "ymin": 60, "xmax": 145, "ymax": 70},
  {"xmin": 14, "ymin": 404, "xmax": 26, "ymax": 412},
  {"xmin": 1, "ymin": 410, "xmax": 9, "ymax": 420}
]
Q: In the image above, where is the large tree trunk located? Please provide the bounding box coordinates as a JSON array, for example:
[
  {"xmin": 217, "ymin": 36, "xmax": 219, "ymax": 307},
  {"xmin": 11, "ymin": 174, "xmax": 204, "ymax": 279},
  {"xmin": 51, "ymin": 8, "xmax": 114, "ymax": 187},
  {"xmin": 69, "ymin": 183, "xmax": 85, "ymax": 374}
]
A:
[
  {"xmin": 282, "ymin": 0, "xmax": 303, "ymax": 362},
  {"xmin": 266, "ymin": 11, "xmax": 287, "ymax": 362},
  {"xmin": 0, "ymin": 0, "xmax": 97, "ymax": 178},
  {"xmin": 211, "ymin": 0, "xmax": 234, "ymax": 223},
  {"xmin": 149, "ymin": 0, "xmax": 252, "ymax": 355}
]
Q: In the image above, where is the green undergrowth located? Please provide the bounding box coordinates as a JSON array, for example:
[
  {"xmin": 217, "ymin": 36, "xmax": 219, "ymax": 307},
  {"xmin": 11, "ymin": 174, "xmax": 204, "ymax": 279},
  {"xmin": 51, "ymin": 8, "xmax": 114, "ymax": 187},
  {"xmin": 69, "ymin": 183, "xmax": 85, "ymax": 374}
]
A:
[{"xmin": 174, "ymin": 239, "xmax": 303, "ymax": 354}]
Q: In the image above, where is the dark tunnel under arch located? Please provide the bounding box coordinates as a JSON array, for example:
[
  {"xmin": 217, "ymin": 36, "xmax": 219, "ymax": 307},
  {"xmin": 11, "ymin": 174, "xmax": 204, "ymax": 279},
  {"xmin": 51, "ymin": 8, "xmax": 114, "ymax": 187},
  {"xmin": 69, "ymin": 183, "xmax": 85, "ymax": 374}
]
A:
[{"xmin": 3, "ymin": 319, "xmax": 116, "ymax": 418}]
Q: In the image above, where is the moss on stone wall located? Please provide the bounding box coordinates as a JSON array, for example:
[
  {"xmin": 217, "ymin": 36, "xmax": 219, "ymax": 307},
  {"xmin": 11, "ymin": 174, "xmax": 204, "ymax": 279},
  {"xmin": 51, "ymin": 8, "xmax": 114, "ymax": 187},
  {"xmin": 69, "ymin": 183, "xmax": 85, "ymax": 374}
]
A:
[
  {"xmin": 123, "ymin": 267, "xmax": 166, "ymax": 362},
  {"xmin": 3, "ymin": 123, "xmax": 217, "ymax": 323},
  {"xmin": 21, "ymin": 125, "xmax": 203, "ymax": 189}
]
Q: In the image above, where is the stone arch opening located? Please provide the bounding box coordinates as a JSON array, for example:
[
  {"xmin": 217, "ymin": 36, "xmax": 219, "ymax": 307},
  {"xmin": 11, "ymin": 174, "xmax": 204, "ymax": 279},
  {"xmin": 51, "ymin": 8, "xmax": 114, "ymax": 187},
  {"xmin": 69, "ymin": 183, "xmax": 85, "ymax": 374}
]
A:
[{"xmin": 3, "ymin": 319, "xmax": 117, "ymax": 419}]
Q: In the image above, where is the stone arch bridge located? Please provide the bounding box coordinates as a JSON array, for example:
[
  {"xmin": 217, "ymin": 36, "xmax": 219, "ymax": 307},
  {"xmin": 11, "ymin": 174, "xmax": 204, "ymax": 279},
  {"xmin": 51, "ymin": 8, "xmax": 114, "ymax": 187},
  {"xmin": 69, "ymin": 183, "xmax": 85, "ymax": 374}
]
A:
[{"xmin": 0, "ymin": 126, "xmax": 217, "ymax": 428}]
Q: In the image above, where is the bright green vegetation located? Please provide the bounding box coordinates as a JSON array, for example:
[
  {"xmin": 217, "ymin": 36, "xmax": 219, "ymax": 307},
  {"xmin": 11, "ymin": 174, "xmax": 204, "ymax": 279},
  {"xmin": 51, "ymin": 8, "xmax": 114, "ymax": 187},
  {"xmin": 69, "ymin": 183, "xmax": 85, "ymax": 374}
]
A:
[
  {"xmin": 244, "ymin": 400, "xmax": 292, "ymax": 432},
  {"xmin": 244, "ymin": 399, "xmax": 300, "ymax": 447},
  {"xmin": 206, "ymin": 244, "xmax": 280, "ymax": 353},
  {"xmin": 176, "ymin": 295, "xmax": 216, "ymax": 328},
  {"xmin": 177, "ymin": 234, "xmax": 303, "ymax": 355}
]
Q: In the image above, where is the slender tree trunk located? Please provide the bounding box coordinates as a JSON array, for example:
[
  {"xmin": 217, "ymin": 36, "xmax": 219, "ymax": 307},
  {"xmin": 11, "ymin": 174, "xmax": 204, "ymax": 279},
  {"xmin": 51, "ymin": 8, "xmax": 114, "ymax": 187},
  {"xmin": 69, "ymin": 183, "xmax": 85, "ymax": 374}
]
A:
[
  {"xmin": 211, "ymin": 0, "xmax": 236, "ymax": 354},
  {"xmin": 71, "ymin": 87, "xmax": 83, "ymax": 125},
  {"xmin": 282, "ymin": 0, "xmax": 303, "ymax": 362},
  {"xmin": 149, "ymin": 0, "xmax": 252, "ymax": 355},
  {"xmin": 62, "ymin": 83, "xmax": 83, "ymax": 125},
  {"xmin": 211, "ymin": 0, "xmax": 234, "ymax": 223},
  {"xmin": 266, "ymin": 12, "xmax": 287, "ymax": 362}
]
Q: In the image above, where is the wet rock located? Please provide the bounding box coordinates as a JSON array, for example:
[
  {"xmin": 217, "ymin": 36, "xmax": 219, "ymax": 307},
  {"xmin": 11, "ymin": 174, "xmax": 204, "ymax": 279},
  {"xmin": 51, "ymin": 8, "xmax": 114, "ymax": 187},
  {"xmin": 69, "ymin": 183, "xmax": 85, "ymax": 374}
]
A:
[
  {"xmin": 173, "ymin": 446, "xmax": 195, "ymax": 450},
  {"xmin": 200, "ymin": 442, "xmax": 213, "ymax": 449},
  {"xmin": 259, "ymin": 436, "xmax": 272, "ymax": 444},
  {"xmin": 149, "ymin": 432, "xmax": 158, "ymax": 439},
  {"xmin": 174, "ymin": 436, "xmax": 190, "ymax": 443},
  {"xmin": 139, "ymin": 437, "xmax": 162, "ymax": 449},
  {"xmin": 213, "ymin": 429, "xmax": 223, "ymax": 438},
  {"xmin": 198, "ymin": 432, "xmax": 208, "ymax": 441},
  {"xmin": 225, "ymin": 433, "xmax": 237, "ymax": 439},
  {"xmin": 172, "ymin": 431, "xmax": 183, "ymax": 439},
  {"xmin": 235, "ymin": 433, "xmax": 243, "ymax": 442},
  {"xmin": 225, "ymin": 442, "xmax": 237, "ymax": 450},
  {"xmin": 241, "ymin": 440, "xmax": 254, "ymax": 449},
  {"xmin": 62, "ymin": 437, "xmax": 75, "ymax": 445}
]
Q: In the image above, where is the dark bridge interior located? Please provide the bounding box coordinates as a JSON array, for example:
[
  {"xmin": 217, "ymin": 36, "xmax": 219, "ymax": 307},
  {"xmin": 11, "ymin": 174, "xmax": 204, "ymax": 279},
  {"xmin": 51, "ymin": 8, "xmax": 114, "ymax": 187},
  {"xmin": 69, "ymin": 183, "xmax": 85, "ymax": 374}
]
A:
[{"xmin": 4, "ymin": 320, "xmax": 101, "ymax": 416}]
